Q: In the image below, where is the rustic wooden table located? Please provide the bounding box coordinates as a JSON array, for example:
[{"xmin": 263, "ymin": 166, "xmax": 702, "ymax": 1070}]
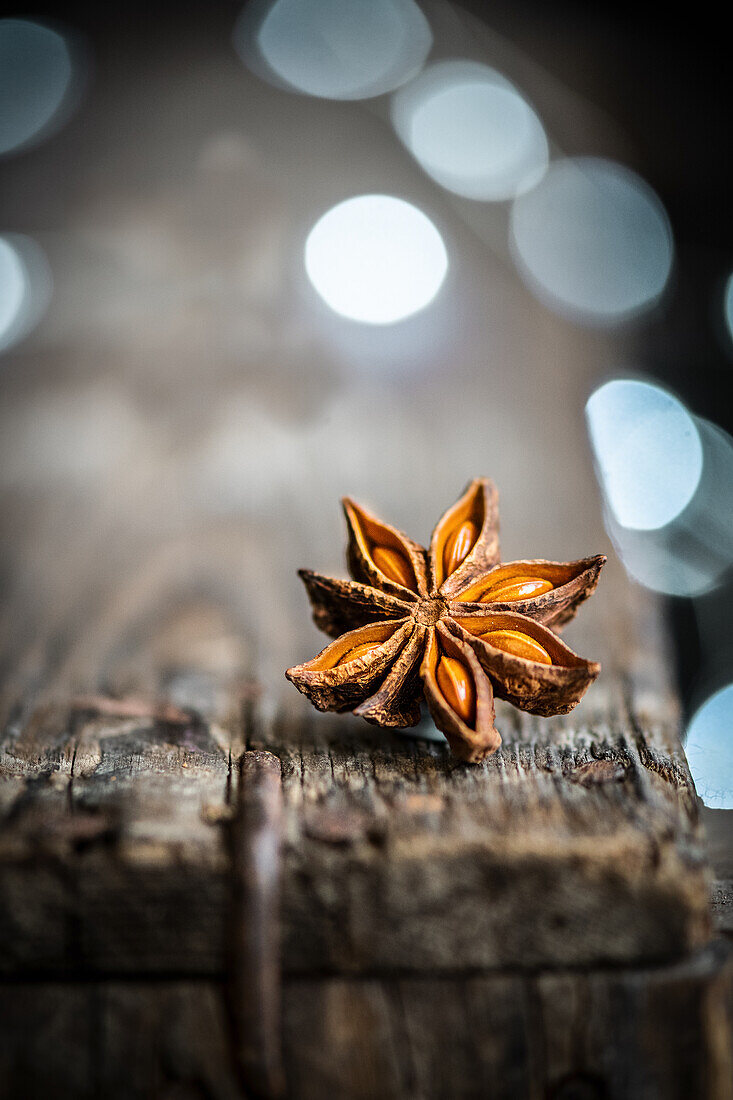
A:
[{"xmin": 1, "ymin": 509, "xmax": 730, "ymax": 1098}]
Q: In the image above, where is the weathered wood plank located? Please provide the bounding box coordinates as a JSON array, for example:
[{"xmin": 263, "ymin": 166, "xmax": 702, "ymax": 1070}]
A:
[
  {"xmin": 281, "ymin": 944, "xmax": 733, "ymax": 1100},
  {"xmin": 0, "ymin": 981, "xmax": 242, "ymax": 1100},
  {"xmin": 0, "ymin": 712, "xmax": 232, "ymax": 975},
  {"xmin": 267, "ymin": 702, "xmax": 710, "ymax": 974},
  {"xmin": 0, "ymin": 641, "xmax": 712, "ymax": 976},
  {"xmin": 3, "ymin": 945, "xmax": 728, "ymax": 1100},
  {"xmin": 0, "ymin": 585, "xmax": 247, "ymax": 975},
  {"xmin": 229, "ymin": 749, "xmax": 285, "ymax": 1098},
  {"xmin": 0, "ymin": 532, "xmax": 718, "ymax": 987}
]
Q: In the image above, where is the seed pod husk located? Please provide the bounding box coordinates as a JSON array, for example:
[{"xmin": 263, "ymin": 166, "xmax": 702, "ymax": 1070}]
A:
[
  {"xmin": 421, "ymin": 623, "xmax": 500, "ymax": 763},
  {"xmin": 288, "ymin": 479, "xmax": 604, "ymax": 759}
]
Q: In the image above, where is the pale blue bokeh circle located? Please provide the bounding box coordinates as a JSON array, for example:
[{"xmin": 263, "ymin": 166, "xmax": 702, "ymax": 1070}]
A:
[
  {"xmin": 392, "ymin": 60, "xmax": 548, "ymax": 201},
  {"xmin": 686, "ymin": 685, "xmax": 733, "ymax": 809},
  {"xmin": 586, "ymin": 379, "xmax": 702, "ymax": 531},
  {"xmin": 0, "ymin": 236, "xmax": 26, "ymax": 342},
  {"xmin": 511, "ymin": 157, "xmax": 673, "ymax": 325},
  {"xmin": 238, "ymin": 0, "xmax": 432, "ymax": 100},
  {"xmin": 0, "ymin": 18, "xmax": 73, "ymax": 155}
]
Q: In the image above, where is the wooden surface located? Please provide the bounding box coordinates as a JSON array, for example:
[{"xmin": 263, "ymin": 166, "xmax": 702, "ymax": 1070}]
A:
[
  {"xmin": 0, "ymin": 457, "xmax": 729, "ymax": 1098},
  {"xmin": 269, "ymin": 694, "xmax": 711, "ymax": 974},
  {"xmin": 2, "ymin": 572, "xmax": 731, "ymax": 1098},
  {"xmin": 1, "ymin": 943, "xmax": 731, "ymax": 1100},
  {"xmin": 0, "ymin": 579, "xmax": 714, "ymax": 978},
  {"xmin": 280, "ymin": 948, "xmax": 733, "ymax": 1100}
]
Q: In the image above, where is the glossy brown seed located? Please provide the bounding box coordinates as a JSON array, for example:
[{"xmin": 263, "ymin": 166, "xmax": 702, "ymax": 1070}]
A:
[
  {"xmin": 436, "ymin": 654, "xmax": 476, "ymax": 725},
  {"xmin": 480, "ymin": 629, "xmax": 552, "ymax": 665},
  {"xmin": 443, "ymin": 519, "xmax": 478, "ymax": 579},
  {"xmin": 480, "ymin": 576, "xmax": 554, "ymax": 603},
  {"xmin": 372, "ymin": 545, "xmax": 415, "ymax": 590},
  {"xmin": 337, "ymin": 640, "xmax": 383, "ymax": 666}
]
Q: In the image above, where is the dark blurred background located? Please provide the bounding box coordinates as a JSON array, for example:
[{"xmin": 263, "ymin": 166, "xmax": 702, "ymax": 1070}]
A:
[{"xmin": 2, "ymin": 0, "xmax": 732, "ymax": 805}]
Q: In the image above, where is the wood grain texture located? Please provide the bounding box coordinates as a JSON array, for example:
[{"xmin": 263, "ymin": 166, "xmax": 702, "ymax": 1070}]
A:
[
  {"xmin": 0, "ymin": 708, "xmax": 712, "ymax": 976},
  {"xmin": 1, "ymin": 554, "xmax": 726, "ymax": 1098},
  {"xmin": 282, "ymin": 943, "xmax": 733, "ymax": 1100},
  {"xmin": 1, "ymin": 945, "xmax": 730, "ymax": 1100},
  {"xmin": 266, "ymin": 669, "xmax": 712, "ymax": 973},
  {"xmin": 0, "ymin": 588, "xmax": 714, "ymax": 976},
  {"xmin": 0, "ymin": 700, "xmax": 233, "ymax": 976},
  {"xmin": 229, "ymin": 749, "xmax": 286, "ymax": 1098},
  {"xmin": 0, "ymin": 981, "xmax": 242, "ymax": 1100}
]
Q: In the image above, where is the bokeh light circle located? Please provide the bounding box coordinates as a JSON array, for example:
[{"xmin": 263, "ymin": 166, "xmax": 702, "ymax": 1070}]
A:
[
  {"xmin": 0, "ymin": 237, "xmax": 26, "ymax": 340},
  {"xmin": 595, "ymin": 414, "xmax": 733, "ymax": 598},
  {"xmin": 392, "ymin": 60, "xmax": 549, "ymax": 201},
  {"xmin": 686, "ymin": 684, "xmax": 733, "ymax": 809},
  {"xmin": 586, "ymin": 379, "xmax": 702, "ymax": 530},
  {"xmin": 0, "ymin": 18, "xmax": 74, "ymax": 156},
  {"xmin": 511, "ymin": 157, "xmax": 673, "ymax": 325},
  {"xmin": 0, "ymin": 234, "xmax": 53, "ymax": 353},
  {"xmin": 600, "ymin": 513, "xmax": 720, "ymax": 598},
  {"xmin": 304, "ymin": 195, "xmax": 448, "ymax": 324},
  {"xmin": 235, "ymin": 0, "xmax": 432, "ymax": 101}
]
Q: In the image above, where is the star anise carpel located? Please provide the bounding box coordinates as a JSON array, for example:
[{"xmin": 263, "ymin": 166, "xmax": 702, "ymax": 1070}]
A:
[{"xmin": 286, "ymin": 479, "xmax": 605, "ymax": 763}]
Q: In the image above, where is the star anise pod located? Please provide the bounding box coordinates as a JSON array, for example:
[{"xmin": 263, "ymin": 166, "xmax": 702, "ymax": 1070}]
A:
[{"xmin": 286, "ymin": 479, "xmax": 605, "ymax": 763}]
